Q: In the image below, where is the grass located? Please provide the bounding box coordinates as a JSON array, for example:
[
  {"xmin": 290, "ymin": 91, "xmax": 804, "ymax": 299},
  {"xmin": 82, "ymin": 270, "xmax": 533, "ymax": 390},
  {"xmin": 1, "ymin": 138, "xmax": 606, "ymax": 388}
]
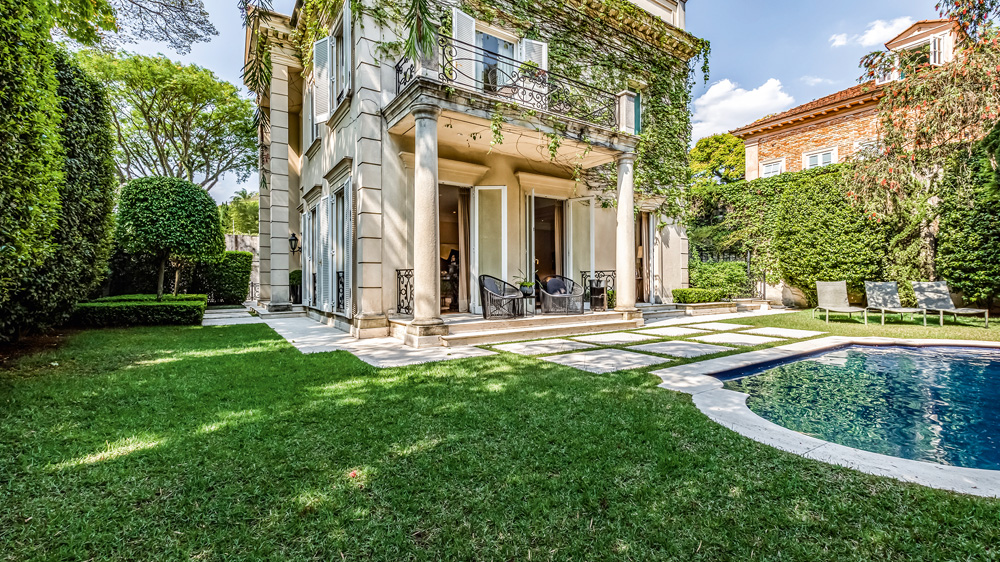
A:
[{"xmin": 1, "ymin": 313, "xmax": 999, "ymax": 561}]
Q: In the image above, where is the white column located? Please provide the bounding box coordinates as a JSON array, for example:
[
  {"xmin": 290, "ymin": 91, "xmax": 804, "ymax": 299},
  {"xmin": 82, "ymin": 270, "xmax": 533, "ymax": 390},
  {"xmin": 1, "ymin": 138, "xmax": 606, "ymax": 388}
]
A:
[
  {"xmin": 268, "ymin": 62, "xmax": 292, "ymax": 310},
  {"xmin": 411, "ymin": 104, "xmax": 443, "ymax": 327},
  {"xmin": 615, "ymin": 152, "xmax": 637, "ymax": 312}
]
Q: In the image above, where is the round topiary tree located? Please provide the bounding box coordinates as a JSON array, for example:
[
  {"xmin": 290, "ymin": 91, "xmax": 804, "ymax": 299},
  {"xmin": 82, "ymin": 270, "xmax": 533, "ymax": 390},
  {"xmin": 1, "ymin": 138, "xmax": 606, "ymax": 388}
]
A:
[{"xmin": 116, "ymin": 177, "xmax": 224, "ymax": 300}]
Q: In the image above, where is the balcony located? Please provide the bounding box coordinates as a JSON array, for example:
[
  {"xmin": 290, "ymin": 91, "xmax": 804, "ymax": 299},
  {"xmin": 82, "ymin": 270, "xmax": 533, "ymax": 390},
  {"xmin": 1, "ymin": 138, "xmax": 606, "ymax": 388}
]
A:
[{"xmin": 395, "ymin": 34, "xmax": 619, "ymax": 131}]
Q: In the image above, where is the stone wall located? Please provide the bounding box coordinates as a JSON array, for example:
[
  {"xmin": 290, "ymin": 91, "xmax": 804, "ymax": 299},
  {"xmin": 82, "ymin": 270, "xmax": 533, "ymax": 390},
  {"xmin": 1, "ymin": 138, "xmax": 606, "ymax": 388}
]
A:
[{"xmin": 226, "ymin": 234, "xmax": 260, "ymax": 285}]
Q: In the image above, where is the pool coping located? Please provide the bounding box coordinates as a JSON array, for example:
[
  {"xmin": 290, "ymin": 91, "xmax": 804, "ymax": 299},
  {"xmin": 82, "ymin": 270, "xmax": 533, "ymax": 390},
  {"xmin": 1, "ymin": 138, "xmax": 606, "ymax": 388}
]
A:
[{"xmin": 651, "ymin": 337, "xmax": 1000, "ymax": 498}]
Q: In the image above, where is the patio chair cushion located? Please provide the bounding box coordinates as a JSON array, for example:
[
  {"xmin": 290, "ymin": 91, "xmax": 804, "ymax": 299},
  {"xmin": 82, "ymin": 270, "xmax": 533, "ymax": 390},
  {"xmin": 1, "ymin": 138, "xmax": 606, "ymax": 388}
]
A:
[
  {"xmin": 546, "ymin": 277, "xmax": 568, "ymax": 295},
  {"xmin": 911, "ymin": 281, "xmax": 956, "ymax": 310}
]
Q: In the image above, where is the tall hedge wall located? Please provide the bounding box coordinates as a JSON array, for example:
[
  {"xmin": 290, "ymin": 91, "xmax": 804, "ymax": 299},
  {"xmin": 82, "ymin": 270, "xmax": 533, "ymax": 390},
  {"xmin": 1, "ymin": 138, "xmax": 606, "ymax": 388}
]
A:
[
  {"xmin": 0, "ymin": 0, "xmax": 64, "ymax": 321},
  {"xmin": 2, "ymin": 50, "xmax": 117, "ymax": 338}
]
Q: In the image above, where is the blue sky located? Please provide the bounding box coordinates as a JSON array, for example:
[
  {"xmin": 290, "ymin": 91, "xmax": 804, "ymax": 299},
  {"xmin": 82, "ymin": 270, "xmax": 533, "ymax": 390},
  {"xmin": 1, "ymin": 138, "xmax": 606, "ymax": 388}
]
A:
[{"xmin": 128, "ymin": 0, "xmax": 939, "ymax": 201}]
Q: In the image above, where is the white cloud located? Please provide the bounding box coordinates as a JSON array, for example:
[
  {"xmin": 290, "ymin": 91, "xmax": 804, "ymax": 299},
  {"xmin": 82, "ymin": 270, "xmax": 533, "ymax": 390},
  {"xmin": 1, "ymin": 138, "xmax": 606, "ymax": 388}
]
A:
[
  {"xmin": 829, "ymin": 33, "xmax": 849, "ymax": 48},
  {"xmin": 858, "ymin": 17, "xmax": 914, "ymax": 46},
  {"xmin": 830, "ymin": 17, "xmax": 915, "ymax": 49},
  {"xmin": 801, "ymin": 75, "xmax": 835, "ymax": 87},
  {"xmin": 691, "ymin": 79, "xmax": 795, "ymax": 141}
]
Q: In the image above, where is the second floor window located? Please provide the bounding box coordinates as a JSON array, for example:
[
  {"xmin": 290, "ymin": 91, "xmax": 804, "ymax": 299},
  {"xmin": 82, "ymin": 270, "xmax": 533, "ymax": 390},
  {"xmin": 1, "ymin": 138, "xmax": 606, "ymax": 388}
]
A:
[
  {"xmin": 762, "ymin": 160, "xmax": 783, "ymax": 178},
  {"xmin": 804, "ymin": 148, "xmax": 835, "ymax": 169},
  {"xmin": 476, "ymin": 31, "xmax": 515, "ymax": 92}
]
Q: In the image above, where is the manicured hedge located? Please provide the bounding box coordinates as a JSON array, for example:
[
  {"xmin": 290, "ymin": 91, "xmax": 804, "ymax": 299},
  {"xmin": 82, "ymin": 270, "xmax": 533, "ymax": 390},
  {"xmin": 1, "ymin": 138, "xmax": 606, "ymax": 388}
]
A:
[
  {"xmin": 71, "ymin": 300, "xmax": 205, "ymax": 327},
  {"xmin": 689, "ymin": 260, "xmax": 748, "ymax": 299},
  {"xmin": 672, "ymin": 288, "xmax": 726, "ymax": 304},
  {"xmin": 289, "ymin": 269, "xmax": 302, "ymax": 286},
  {"xmin": 92, "ymin": 294, "xmax": 207, "ymax": 303},
  {"xmin": 191, "ymin": 251, "xmax": 253, "ymax": 304}
]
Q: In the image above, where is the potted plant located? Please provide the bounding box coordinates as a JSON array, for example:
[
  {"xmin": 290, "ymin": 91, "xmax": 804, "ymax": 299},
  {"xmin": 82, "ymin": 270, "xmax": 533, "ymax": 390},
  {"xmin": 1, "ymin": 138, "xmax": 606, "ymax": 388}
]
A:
[{"xmin": 512, "ymin": 270, "xmax": 535, "ymax": 297}]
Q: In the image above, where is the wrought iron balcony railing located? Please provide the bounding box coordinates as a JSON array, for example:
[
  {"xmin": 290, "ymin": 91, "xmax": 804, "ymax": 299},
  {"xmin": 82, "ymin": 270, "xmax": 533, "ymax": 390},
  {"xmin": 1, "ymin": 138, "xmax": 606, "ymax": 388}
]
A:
[{"xmin": 395, "ymin": 34, "xmax": 618, "ymax": 130}]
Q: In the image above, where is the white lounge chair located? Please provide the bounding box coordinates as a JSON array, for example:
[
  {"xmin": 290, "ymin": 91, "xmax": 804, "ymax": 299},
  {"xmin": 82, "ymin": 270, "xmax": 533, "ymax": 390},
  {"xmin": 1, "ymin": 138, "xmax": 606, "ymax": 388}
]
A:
[
  {"xmin": 813, "ymin": 281, "xmax": 867, "ymax": 324},
  {"xmin": 864, "ymin": 281, "xmax": 926, "ymax": 325},
  {"xmin": 911, "ymin": 281, "xmax": 989, "ymax": 328}
]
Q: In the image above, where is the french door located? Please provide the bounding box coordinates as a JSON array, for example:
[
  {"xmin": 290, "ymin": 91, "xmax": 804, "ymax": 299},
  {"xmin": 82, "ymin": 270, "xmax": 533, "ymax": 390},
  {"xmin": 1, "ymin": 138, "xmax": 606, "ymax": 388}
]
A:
[
  {"xmin": 470, "ymin": 185, "xmax": 507, "ymax": 314},
  {"xmin": 565, "ymin": 196, "xmax": 595, "ymax": 284}
]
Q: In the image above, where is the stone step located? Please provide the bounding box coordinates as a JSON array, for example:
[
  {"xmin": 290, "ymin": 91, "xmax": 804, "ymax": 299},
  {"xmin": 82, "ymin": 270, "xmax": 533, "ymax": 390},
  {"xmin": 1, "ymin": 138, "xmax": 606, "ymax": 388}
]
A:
[
  {"xmin": 203, "ymin": 310, "xmax": 251, "ymax": 318},
  {"xmin": 440, "ymin": 319, "xmax": 642, "ymax": 347},
  {"xmin": 437, "ymin": 311, "xmax": 632, "ymax": 336},
  {"xmin": 642, "ymin": 310, "xmax": 687, "ymax": 321}
]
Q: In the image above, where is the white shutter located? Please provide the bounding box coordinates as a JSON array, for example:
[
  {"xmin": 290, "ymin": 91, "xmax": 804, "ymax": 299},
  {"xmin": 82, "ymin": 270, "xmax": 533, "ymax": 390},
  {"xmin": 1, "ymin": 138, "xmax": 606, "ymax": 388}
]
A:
[
  {"xmin": 305, "ymin": 211, "xmax": 313, "ymax": 307},
  {"xmin": 327, "ymin": 196, "xmax": 335, "ymax": 313},
  {"xmin": 519, "ymin": 39, "xmax": 548, "ymax": 72},
  {"xmin": 319, "ymin": 195, "xmax": 331, "ymax": 311},
  {"xmin": 342, "ymin": 1, "xmax": 352, "ymax": 98},
  {"xmin": 313, "ymin": 37, "xmax": 331, "ymax": 122},
  {"xmin": 451, "ymin": 7, "xmax": 476, "ymax": 89},
  {"xmin": 343, "ymin": 177, "xmax": 354, "ymax": 316}
]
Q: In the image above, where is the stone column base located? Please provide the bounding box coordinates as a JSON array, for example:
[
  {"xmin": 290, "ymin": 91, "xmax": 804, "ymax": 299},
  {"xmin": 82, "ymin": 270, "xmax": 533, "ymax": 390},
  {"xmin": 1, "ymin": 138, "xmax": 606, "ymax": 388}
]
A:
[
  {"xmin": 403, "ymin": 322, "xmax": 449, "ymax": 348},
  {"xmin": 352, "ymin": 313, "xmax": 390, "ymax": 339}
]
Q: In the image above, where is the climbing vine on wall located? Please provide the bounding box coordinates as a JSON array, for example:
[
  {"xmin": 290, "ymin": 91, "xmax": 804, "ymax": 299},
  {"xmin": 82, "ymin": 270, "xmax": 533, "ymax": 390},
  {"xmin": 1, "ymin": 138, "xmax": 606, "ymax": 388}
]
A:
[{"xmin": 293, "ymin": 0, "xmax": 708, "ymax": 210}]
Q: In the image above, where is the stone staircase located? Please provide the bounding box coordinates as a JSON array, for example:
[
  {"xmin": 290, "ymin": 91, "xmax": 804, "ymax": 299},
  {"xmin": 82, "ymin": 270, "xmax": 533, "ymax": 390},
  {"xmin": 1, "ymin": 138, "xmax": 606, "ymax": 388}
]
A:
[
  {"xmin": 391, "ymin": 311, "xmax": 643, "ymax": 347},
  {"xmin": 636, "ymin": 302, "xmax": 686, "ymax": 322},
  {"xmin": 248, "ymin": 303, "xmax": 309, "ymax": 319}
]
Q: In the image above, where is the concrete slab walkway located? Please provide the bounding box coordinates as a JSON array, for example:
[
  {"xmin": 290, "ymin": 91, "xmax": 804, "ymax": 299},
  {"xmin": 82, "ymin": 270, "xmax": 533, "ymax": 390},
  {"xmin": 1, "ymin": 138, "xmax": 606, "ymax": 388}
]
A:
[{"xmin": 263, "ymin": 317, "xmax": 494, "ymax": 368}]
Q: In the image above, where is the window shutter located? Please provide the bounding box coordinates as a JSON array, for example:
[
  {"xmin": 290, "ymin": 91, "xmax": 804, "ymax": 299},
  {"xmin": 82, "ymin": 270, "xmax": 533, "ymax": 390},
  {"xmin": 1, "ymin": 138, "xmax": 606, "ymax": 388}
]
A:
[
  {"xmin": 342, "ymin": 1, "xmax": 352, "ymax": 98},
  {"xmin": 313, "ymin": 37, "xmax": 331, "ymax": 122},
  {"xmin": 301, "ymin": 211, "xmax": 310, "ymax": 306},
  {"xmin": 451, "ymin": 7, "xmax": 477, "ymax": 89},
  {"xmin": 343, "ymin": 177, "xmax": 354, "ymax": 316},
  {"xmin": 519, "ymin": 39, "xmax": 548, "ymax": 72},
  {"xmin": 319, "ymin": 195, "xmax": 331, "ymax": 311}
]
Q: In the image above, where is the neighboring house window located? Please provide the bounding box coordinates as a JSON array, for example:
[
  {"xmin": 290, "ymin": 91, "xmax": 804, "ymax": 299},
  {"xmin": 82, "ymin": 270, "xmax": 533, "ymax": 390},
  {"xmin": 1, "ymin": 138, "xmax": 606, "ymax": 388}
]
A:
[
  {"xmin": 804, "ymin": 148, "xmax": 836, "ymax": 169},
  {"xmin": 761, "ymin": 159, "xmax": 783, "ymax": 178}
]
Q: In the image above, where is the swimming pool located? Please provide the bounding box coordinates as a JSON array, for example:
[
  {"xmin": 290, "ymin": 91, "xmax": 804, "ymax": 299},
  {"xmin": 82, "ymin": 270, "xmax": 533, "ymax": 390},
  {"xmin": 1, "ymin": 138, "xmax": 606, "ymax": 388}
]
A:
[{"xmin": 723, "ymin": 345, "xmax": 1000, "ymax": 471}]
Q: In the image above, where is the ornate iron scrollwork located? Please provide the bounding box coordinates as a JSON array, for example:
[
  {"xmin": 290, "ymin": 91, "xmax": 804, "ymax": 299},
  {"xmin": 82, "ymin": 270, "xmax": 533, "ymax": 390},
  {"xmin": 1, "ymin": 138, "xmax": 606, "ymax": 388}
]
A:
[{"xmin": 396, "ymin": 268, "xmax": 414, "ymax": 315}]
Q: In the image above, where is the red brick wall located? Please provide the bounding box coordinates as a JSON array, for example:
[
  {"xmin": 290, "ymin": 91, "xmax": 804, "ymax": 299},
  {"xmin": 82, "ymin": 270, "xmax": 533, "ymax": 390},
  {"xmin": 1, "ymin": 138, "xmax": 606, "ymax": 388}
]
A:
[{"xmin": 749, "ymin": 107, "xmax": 879, "ymax": 176}]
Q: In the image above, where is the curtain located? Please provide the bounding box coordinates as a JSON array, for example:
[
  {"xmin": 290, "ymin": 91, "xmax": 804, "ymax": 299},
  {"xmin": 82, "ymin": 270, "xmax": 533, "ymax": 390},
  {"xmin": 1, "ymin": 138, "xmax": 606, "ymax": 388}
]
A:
[{"xmin": 458, "ymin": 190, "xmax": 471, "ymax": 312}]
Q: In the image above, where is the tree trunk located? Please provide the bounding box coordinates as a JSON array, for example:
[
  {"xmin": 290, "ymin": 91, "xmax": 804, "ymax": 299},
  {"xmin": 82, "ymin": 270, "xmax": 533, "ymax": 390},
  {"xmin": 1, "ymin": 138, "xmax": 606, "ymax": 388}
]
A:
[
  {"xmin": 157, "ymin": 256, "xmax": 166, "ymax": 301},
  {"xmin": 173, "ymin": 267, "xmax": 181, "ymax": 297}
]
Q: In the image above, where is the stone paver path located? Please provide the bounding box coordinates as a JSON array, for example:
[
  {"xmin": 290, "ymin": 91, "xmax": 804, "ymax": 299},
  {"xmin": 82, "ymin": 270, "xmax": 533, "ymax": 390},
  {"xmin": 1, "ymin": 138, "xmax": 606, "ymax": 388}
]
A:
[
  {"xmin": 627, "ymin": 341, "xmax": 732, "ymax": 358},
  {"xmin": 573, "ymin": 332, "xmax": 659, "ymax": 345},
  {"xmin": 264, "ymin": 317, "xmax": 494, "ymax": 367},
  {"xmin": 683, "ymin": 322, "xmax": 754, "ymax": 331},
  {"xmin": 635, "ymin": 326, "xmax": 711, "ymax": 337},
  {"xmin": 493, "ymin": 339, "xmax": 598, "ymax": 356},
  {"xmin": 742, "ymin": 327, "xmax": 826, "ymax": 339},
  {"xmin": 690, "ymin": 333, "xmax": 786, "ymax": 347},
  {"xmin": 541, "ymin": 349, "xmax": 670, "ymax": 374}
]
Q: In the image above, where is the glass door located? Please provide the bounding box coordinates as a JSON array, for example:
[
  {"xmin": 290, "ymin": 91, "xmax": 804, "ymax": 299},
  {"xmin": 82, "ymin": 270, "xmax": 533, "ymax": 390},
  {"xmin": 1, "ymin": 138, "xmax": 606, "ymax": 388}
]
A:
[
  {"xmin": 470, "ymin": 185, "xmax": 507, "ymax": 313},
  {"xmin": 525, "ymin": 189, "xmax": 534, "ymax": 286},
  {"xmin": 565, "ymin": 196, "xmax": 594, "ymax": 286}
]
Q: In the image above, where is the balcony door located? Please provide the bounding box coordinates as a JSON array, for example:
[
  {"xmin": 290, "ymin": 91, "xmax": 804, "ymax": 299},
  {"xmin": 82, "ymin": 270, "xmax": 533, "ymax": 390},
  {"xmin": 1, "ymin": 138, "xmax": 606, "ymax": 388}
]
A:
[{"xmin": 470, "ymin": 185, "xmax": 507, "ymax": 314}]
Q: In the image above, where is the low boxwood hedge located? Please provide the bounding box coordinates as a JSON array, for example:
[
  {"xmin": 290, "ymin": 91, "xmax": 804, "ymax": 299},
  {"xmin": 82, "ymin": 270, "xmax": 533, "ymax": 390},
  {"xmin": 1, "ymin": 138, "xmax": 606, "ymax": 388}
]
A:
[
  {"xmin": 672, "ymin": 288, "xmax": 726, "ymax": 304},
  {"xmin": 191, "ymin": 251, "xmax": 253, "ymax": 305},
  {"xmin": 71, "ymin": 300, "xmax": 205, "ymax": 327},
  {"xmin": 92, "ymin": 294, "xmax": 207, "ymax": 303}
]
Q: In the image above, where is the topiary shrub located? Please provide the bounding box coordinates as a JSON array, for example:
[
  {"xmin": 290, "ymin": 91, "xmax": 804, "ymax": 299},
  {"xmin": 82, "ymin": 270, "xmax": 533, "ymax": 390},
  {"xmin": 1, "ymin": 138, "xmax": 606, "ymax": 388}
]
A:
[
  {"xmin": 0, "ymin": 0, "xmax": 64, "ymax": 337},
  {"xmin": 690, "ymin": 260, "xmax": 749, "ymax": 299},
  {"xmin": 190, "ymin": 251, "xmax": 253, "ymax": 304},
  {"xmin": 70, "ymin": 300, "xmax": 205, "ymax": 327},
  {"xmin": 3, "ymin": 49, "xmax": 116, "ymax": 340},
  {"xmin": 115, "ymin": 176, "xmax": 224, "ymax": 300},
  {"xmin": 289, "ymin": 269, "xmax": 302, "ymax": 286},
  {"xmin": 672, "ymin": 288, "xmax": 726, "ymax": 304}
]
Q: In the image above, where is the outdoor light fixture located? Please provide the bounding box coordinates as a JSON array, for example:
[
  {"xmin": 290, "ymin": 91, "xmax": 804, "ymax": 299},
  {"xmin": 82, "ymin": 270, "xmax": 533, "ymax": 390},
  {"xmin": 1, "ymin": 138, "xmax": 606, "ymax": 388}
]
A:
[{"xmin": 289, "ymin": 233, "xmax": 301, "ymax": 255}]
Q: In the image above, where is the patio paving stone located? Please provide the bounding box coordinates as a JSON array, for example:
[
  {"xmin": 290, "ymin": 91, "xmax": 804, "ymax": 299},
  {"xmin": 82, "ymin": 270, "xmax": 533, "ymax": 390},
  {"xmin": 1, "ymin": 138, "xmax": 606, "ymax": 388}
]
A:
[
  {"xmin": 541, "ymin": 349, "xmax": 670, "ymax": 374},
  {"xmin": 493, "ymin": 339, "xmax": 598, "ymax": 356},
  {"xmin": 683, "ymin": 322, "xmax": 754, "ymax": 331},
  {"xmin": 573, "ymin": 332, "xmax": 659, "ymax": 345},
  {"xmin": 690, "ymin": 333, "xmax": 786, "ymax": 347},
  {"xmin": 634, "ymin": 327, "xmax": 711, "ymax": 337},
  {"xmin": 742, "ymin": 327, "xmax": 827, "ymax": 339},
  {"xmin": 627, "ymin": 341, "xmax": 732, "ymax": 358}
]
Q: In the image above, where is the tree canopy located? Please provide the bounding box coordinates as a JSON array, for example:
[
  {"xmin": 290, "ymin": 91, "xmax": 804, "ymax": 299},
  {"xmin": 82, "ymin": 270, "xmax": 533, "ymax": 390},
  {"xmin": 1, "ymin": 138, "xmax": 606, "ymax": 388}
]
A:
[
  {"xmin": 689, "ymin": 133, "xmax": 745, "ymax": 185},
  {"xmin": 116, "ymin": 176, "xmax": 224, "ymax": 299},
  {"xmin": 77, "ymin": 51, "xmax": 257, "ymax": 191},
  {"xmin": 220, "ymin": 189, "xmax": 260, "ymax": 235},
  {"xmin": 48, "ymin": 0, "xmax": 217, "ymax": 54}
]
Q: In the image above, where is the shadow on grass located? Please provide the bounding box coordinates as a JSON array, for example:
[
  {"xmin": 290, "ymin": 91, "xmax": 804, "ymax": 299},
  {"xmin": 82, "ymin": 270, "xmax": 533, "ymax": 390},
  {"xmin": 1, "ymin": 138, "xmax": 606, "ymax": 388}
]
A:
[{"xmin": 1, "ymin": 322, "xmax": 999, "ymax": 561}]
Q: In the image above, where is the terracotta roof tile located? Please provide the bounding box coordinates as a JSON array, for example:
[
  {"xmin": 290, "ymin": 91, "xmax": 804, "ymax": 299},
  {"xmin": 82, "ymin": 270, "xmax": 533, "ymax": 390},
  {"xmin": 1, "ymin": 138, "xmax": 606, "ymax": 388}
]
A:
[{"xmin": 731, "ymin": 81, "xmax": 883, "ymax": 137}]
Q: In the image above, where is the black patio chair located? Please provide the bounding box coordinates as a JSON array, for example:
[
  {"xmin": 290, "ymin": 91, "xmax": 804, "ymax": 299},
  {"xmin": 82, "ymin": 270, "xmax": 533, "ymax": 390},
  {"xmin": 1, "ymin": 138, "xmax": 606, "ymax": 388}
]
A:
[
  {"xmin": 538, "ymin": 275, "xmax": 585, "ymax": 315},
  {"xmin": 478, "ymin": 274, "xmax": 524, "ymax": 320}
]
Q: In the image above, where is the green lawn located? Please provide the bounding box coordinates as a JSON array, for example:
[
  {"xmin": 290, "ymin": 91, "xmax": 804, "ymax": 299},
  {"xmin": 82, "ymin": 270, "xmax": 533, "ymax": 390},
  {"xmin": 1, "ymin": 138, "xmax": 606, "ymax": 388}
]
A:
[{"xmin": 1, "ymin": 313, "xmax": 999, "ymax": 561}]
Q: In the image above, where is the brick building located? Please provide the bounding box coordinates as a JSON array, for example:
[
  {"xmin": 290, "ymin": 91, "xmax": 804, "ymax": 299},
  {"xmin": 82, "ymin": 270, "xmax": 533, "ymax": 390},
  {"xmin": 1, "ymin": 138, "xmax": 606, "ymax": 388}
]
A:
[{"xmin": 732, "ymin": 19, "xmax": 958, "ymax": 180}]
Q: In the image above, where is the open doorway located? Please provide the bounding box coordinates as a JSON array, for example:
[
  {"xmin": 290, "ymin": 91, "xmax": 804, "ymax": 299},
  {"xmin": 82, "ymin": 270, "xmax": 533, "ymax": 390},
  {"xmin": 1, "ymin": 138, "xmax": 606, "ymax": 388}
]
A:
[
  {"xmin": 439, "ymin": 184, "xmax": 471, "ymax": 313},
  {"xmin": 534, "ymin": 196, "xmax": 563, "ymax": 282}
]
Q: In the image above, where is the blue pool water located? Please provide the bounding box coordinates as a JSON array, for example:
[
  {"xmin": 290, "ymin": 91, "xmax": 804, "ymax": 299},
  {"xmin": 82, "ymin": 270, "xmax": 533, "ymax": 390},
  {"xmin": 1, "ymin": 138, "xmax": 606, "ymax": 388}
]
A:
[{"xmin": 723, "ymin": 346, "xmax": 1000, "ymax": 470}]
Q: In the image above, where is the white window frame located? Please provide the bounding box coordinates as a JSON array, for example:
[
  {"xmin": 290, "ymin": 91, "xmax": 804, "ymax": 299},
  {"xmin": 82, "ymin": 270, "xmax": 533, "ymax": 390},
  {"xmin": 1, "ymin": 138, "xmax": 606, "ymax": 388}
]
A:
[
  {"xmin": 760, "ymin": 158, "xmax": 784, "ymax": 178},
  {"xmin": 878, "ymin": 33, "xmax": 948, "ymax": 84},
  {"xmin": 330, "ymin": 2, "xmax": 352, "ymax": 113},
  {"xmin": 802, "ymin": 147, "xmax": 837, "ymax": 170}
]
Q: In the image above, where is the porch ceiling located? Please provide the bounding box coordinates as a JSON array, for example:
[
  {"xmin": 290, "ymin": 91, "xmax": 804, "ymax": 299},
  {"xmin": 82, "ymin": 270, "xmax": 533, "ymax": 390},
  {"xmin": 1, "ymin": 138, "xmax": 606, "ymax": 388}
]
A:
[{"xmin": 389, "ymin": 109, "xmax": 619, "ymax": 169}]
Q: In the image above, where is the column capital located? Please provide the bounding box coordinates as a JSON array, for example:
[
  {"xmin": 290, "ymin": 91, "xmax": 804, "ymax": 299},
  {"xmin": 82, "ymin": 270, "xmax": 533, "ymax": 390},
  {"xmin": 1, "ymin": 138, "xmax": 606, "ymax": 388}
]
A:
[
  {"xmin": 617, "ymin": 151, "xmax": 637, "ymax": 164},
  {"xmin": 411, "ymin": 103, "xmax": 442, "ymax": 121}
]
